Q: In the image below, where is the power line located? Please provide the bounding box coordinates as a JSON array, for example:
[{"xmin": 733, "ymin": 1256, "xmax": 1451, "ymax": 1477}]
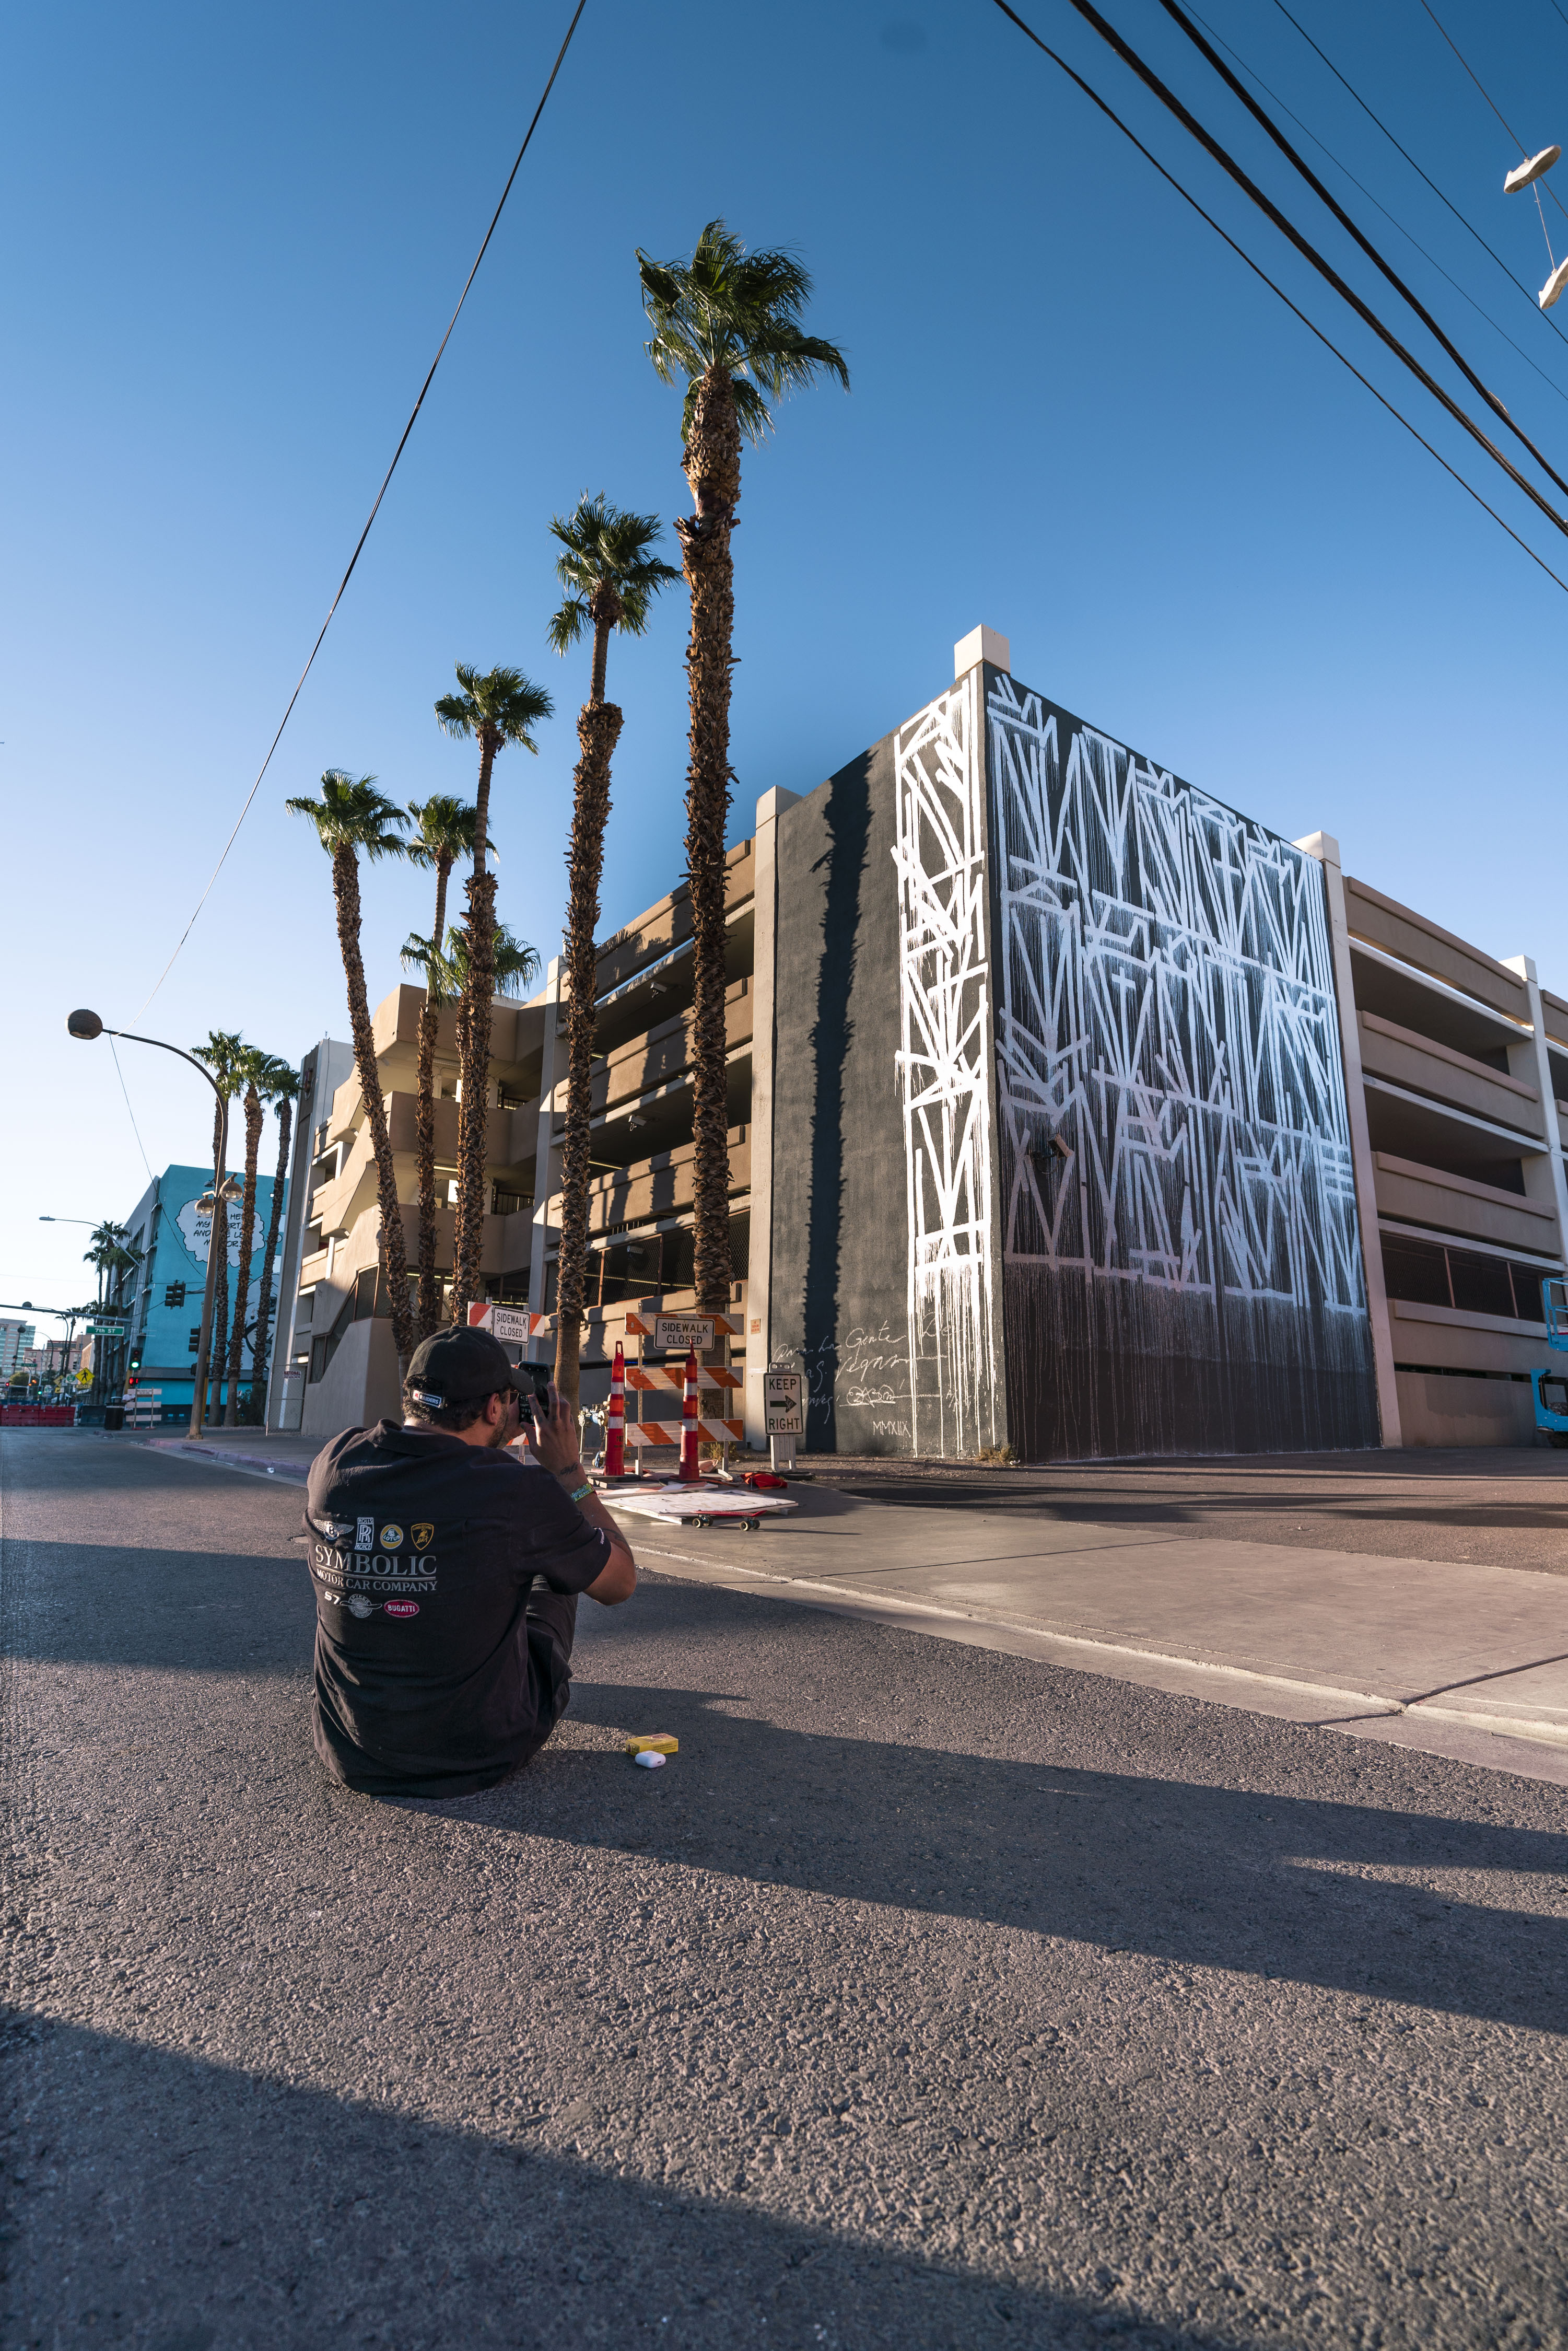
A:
[
  {"xmin": 985, "ymin": 0, "xmax": 1568, "ymax": 598},
  {"xmin": 1153, "ymin": 0, "xmax": 1568, "ymax": 496},
  {"xmin": 135, "ymin": 0, "xmax": 590, "ymax": 1021},
  {"xmin": 1413, "ymin": 0, "xmax": 1568, "ymax": 224},
  {"xmin": 1033, "ymin": 0, "xmax": 1568, "ymax": 548},
  {"xmin": 108, "ymin": 1039, "xmax": 155, "ymax": 1182},
  {"xmin": 1269, "ymin": 0, "xmax": 1568, "ymax": 346},
  {"xmin": 1187, "ymin": 5, "xmax": 1568, "ymax": 406}
]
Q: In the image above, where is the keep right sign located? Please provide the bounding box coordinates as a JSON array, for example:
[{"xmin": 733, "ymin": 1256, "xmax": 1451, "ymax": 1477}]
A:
[{"xmin": 763, "ymin": 1370, "xmax": 803, "ymax": 1435}]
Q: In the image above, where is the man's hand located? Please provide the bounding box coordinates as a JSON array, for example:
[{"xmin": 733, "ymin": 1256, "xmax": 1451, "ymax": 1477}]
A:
[
  {"xmin": 521, "ymin": 1382, "xmax": 582, "ymax": 1476},
  {"xmin": 518, "ymin": 1380, "xmax": 637, "ymax": 1605}
]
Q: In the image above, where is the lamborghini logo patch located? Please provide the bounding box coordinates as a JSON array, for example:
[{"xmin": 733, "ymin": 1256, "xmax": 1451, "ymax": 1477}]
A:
[{"xmin": 412, "ymin": 1522, "xmax": 435, "ymax": 1551}]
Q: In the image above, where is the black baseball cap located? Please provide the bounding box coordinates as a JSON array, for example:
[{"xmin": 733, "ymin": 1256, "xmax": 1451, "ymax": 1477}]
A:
[{"xmin": 404, "ymin": 1326, "xmax": 515, "ymax": 1409}]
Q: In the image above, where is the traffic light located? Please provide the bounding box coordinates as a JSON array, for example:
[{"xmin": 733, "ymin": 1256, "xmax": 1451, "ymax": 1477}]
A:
[{"xmin": 127, "ymin": 1346, "xmax": 142, "ymax": 1387}]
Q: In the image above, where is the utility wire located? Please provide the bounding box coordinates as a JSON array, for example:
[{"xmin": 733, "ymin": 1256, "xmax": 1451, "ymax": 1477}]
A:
[
  {"xmin": 1414, "ymin": 0, "xmax": 1568, "ymax": 226},
  {"xmin": 108, "ymin": 1039, "xmax": 156, "ymax": 1182},
  {"xmin": 1188, "ymin": 5, "xmax": 1568, "ymax": 406},
  {"xmin": 1270, "ymin": 0, "xmax": 1568, "ymax": 346},
  {"xmin": 1032, "ymin": 0, "xmax": 1568, "ymax": 548},
  {"xmin": 135, "ymin": 0, "xmax": 590, "ymax": 1021},
  {"xmin": 986, "ymin": 0, "xmax": 1568, "ymax": 598},
  {"xmin": 1153, "ymin": 0, "xmax": 1568, "ymax": 494}
]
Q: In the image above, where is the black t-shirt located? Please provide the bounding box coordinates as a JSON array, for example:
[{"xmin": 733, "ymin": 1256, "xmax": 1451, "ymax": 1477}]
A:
[{"xmin": 303, "ymin": 1419, "xmax": 610, "ymax": 1798}]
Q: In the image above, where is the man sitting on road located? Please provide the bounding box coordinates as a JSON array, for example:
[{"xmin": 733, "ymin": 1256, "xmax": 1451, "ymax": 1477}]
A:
[{"xmin": 302, "ymin": 1325, "xmax": 637, "ymax": 1798}]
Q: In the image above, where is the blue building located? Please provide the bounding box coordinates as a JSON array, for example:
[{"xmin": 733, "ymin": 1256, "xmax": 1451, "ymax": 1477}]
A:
[{"xmin": 108, "ymin": 1163, "xmax": 289, "ymax": 1422}]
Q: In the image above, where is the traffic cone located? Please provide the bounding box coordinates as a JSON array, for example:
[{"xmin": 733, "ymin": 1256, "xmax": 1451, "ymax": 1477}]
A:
[
  {"xmin": 678, "ymin": 1347, "xmax": 701, "ymax": 1484},
  {"xmin": 605, "ymin": 1343, "xmax": 626, "ymax": 1479}
]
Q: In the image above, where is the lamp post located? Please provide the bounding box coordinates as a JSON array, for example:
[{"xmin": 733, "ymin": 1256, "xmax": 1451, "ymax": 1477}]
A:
[{"xmin": 66, "ymin": 1010, "xmax": 237, "ymax": 1440}]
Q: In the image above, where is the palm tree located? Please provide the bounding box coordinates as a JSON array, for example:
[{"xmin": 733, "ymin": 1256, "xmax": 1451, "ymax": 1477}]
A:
[
  {"xmin": 637, "ymin": 219, "xmax": 848, "ymax": 1312},
  {"xmin": 286, "ymin": 771, "xmax": 416, "ymax": 1373},
  {"xmin": 434, "ymin": 666, "xmax": 553, "ymax": 1322},
  {"xmin": 402, "ymin": 919, "xmax": 541, "ymax": 1333},
  {"xmin": 403, "ymin": 796, "xmax": 478, "ymax": 1339},
  {"xmin": 249, "ymin": 1057, "xmax": 300, "ymax": 1416},
  {"xmin": 192, "ymin": 1030, "xmax": 245, "ymax": 1416},
  {"xmin": 221, "ymin": 1045, "xmax": 271, "ymax": 1426},
  {"xmin": 546, "ymin": 494, "xmax": 680, "ymax": 1406},
  {"xmin": 82, "ymin": 1222, "xmax": 142, "ymax": 1400}
]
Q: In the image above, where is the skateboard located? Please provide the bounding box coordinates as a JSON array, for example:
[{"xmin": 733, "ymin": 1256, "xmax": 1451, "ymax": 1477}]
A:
[{"xmin": 601, "ymin": 1480, "xmax": 799, "ymax": 1535}]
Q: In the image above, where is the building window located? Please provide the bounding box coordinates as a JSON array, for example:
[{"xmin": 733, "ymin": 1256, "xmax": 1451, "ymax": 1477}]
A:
[
  {"xmin": 492, "ymin": 1185, "xmax": 531, "ymax": 1217},
  {"xmin": 165, "ymin": 1282, "xmax": 187, "ymax": 1309},
  {"xmin": 497, "ymin": 1083, "xmax": 528, "ymax": 1112},
  {"xmin": 1382, "ymin": 1236, "xmax": 1550, "ymax": 1323}
]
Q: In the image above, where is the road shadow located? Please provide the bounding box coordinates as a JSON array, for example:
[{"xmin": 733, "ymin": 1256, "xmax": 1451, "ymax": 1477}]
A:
[
  {"xmin": 3, "ymin": 1537, "xmax": 312, "ymax": 1672},
  {"xmin": 405, "ymin": 1586, "xmax": 1568, "ymax": 2038},
  {"xmin": 3, "ymin": 2009, "xmax": 1235, "ymax": 2350}
]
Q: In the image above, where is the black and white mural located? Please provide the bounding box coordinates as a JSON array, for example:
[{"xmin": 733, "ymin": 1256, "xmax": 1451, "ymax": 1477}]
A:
[
  {"xmin": 892, "ymin": 672, "xmax": 1005, "ymax": 1457},
  {"xmin": 985, "ymin": 673, "xmax": 1379, "ymax": 1458}
]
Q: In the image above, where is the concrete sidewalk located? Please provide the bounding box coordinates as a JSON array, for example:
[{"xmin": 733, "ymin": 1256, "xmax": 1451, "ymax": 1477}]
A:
[
  {"xmin": 134, "ymin": 1429, "xmax": 1568, "ymax": 1784},
  {"xmin": 609, "ymin": 1485, "xmax": 1568, "ymax": 1780}
]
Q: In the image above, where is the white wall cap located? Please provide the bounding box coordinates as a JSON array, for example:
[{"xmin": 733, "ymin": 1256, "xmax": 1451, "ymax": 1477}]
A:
[
  {"xmin": 954, "ymin": 624, "xmax": 1010, "ymax": 678},
  {"xmin": 1292, "ymin": 831, "xmax": 1342, "ymax": 866},
  {"xmin": 755, "ymin": 786, "xmax": 802, "ymax": 826},
  {"xmin": 1503, "ymin": 953, "xmax": 1539, "ymax": 983}
]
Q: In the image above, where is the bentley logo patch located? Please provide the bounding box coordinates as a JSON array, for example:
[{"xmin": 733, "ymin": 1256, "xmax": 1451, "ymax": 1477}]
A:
[{"xmin": 412, "ymin": 1523, "xmax": 435, "ymax": 1552}]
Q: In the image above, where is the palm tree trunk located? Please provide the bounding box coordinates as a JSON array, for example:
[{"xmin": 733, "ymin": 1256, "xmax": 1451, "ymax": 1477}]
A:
[
  {"xmin": 209, "ymin": 1096, "xmax": 230, "ymax": 1418},
  {"xmin": 415, "ymin": 854, "xmax": 453, "ymax": 1339},
  {"xmin": 554, "ymin": 668, "xmax": 624, "ymax": 1410},
  {"xmin": 676, "ymin": 364, "xmax": 742, "ymax": 1315},
  {"xmin": 332, "ymin": 842, "xmax": 417, "ymax": 1374},
  {"xmin": 250, "ymin": 1095, "xmax": 294, "ymax": 1412},
  {"xmin": 454, "ymin": 869, "xmax": 496, "ymax": 1325},
  {"xmin": 224, "ymin": 1084, "xmax": 264, "ymax": 1426},
  {"xmin": 455, "ymin": 736, "xmax": 499, "ymax": 1324},
  {"xmin": 415, "ymin": 1000, "xmax": 441, "ymax": 1337}
]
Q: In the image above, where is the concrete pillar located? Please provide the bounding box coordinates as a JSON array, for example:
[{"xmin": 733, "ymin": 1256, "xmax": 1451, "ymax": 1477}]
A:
[
  {"xmin": 1501, "ymin": 956, "xmax": 1568, "ymax": 1256},
  {"xmin": 1294, "ymin": 832, "xmax": 1403, "ymax": 1447},
  {"xmin": 743, "ymin": 786, "xmax": 800, "ymax": 1448},
  {"xmin": 526, "ymin": 958, "xmax": 563, "ymax": 1365}
]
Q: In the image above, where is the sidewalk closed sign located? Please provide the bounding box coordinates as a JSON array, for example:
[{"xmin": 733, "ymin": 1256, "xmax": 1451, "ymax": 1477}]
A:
[
  {"xmin": 654, "ymin": 1316, "xmax": 713, "ymax": 1354},
  {"xmin": 482, "ymin": 1305, "xmax": 534, "ymax": 1345},
  {"xmin": 764, "ymin": 1372, "xmax": 803, "ymax": 1435}
]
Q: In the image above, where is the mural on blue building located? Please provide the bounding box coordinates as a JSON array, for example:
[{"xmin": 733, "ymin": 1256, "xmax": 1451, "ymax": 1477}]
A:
[{"xmin": 126, "ymin": 1163, "xmax": 288, "ymax": 1410}]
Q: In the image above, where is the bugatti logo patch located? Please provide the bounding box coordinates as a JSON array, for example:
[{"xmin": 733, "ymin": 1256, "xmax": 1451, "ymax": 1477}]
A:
[
  {"xmin": 356, "ymin": 1516, "xmax": 375, "ymax": 1552},
  {"xmin": 412, "ymin": 1522, "xmax": 435, "ymax": 1551},
  {"xmin": 384, "ymin": 1600, "xmax": 419, "ymax": 1619},
  {"xmin": 379, "ymin": 1523, "xmax": 404, "ymax": 1550}
]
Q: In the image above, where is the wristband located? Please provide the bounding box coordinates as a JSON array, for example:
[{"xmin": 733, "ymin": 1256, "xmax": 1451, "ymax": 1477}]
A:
[{"xmin": 568, "ymin": 1482, "xmax": 593, "ymax": 1505}]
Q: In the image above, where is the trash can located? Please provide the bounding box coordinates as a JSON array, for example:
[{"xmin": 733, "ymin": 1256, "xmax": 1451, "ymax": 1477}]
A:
[{"xmin": 103, "ymin": 1404, "xmax": 125, "ymax": 1431}]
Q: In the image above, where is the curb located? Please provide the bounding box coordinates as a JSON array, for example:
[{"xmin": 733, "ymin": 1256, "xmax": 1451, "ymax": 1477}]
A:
[{"xmin": 631, "ymin": 1543, "xmax": 1568, "ymax": 1754}]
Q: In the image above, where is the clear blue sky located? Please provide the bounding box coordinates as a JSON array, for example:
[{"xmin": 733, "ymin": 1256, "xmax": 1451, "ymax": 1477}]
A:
[{"xmin": 7, "ymin": 0, "xmax": 1567, "ymax": 1332}]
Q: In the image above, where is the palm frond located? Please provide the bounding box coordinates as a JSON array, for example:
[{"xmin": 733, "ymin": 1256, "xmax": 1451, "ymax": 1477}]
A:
[
  {"xmin": 436, "ymin": 665, "xmax": 554, "ymax": 751},
  {"xmin": 638, "ymin": 219, "xmax": 848, "ymax": 445},
  {"xmin": 287, "ymin": 770, "xmax": 408, "ymax": 860},
  {"xmin": 547, "ymin": 595, "xmax": 591, "ymax": 656},
  {"xmin": 443, "ymin": 920, "xmax": 541, "ymax": 999},
  {"xmin": 405, "ymin": 795, "xmax": 480, "ymax": 868}
]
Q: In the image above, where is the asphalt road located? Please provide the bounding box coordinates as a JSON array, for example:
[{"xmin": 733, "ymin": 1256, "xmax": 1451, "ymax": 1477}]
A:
[{"xmin": 4, "ymin": 1431, "xmax": 1568, "ymax": 2349}]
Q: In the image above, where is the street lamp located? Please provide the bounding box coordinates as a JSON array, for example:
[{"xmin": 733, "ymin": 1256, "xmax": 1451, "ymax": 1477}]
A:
[{"xmin": 67, "ymin": 1008, "xmax": 233, "ymax": 1441}]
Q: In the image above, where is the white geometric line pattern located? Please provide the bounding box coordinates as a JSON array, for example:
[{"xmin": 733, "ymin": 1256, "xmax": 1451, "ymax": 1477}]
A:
[
  {"xmin": 892, "ymin": 674, "xmax": 1001, "ymax": 1457},
  {"xmin": 988, "ymin": 674, "xmax": 1365, "ymax": 1318}
]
